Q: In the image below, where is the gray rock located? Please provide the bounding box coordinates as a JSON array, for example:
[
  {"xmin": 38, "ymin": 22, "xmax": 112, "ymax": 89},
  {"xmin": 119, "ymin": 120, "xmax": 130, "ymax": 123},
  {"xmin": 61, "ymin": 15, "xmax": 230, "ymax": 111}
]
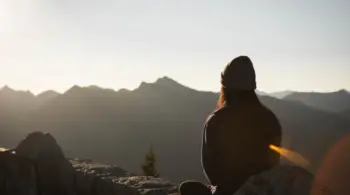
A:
[
  {"xmin": 70, "ymin": 159, "xmax": 177, "ymax": 195},
  {"xmin": 16, "ymin": 132, "xmax": 65, "ymax": 160},
  {"xmin": 15, "ymin": 131, "xmax": 76, "ymax": 195},
  {"xmin": 113, "ymin": 176, "xmax": 175, "ymax": 189},
  {"xmin": 0, "ymin": 132, "xmax": 140, "ymax": 195},
  {"xmin": 234, "ymin": 165, "xmax": 326, "ymax": 195},
  {"xmin": 70, "ymin": 159, "xmax": 132, "ymax": 178},
  {"xmin": 70, "ymin": 160, "xmax": 176, "ymax": 195},
  {"xmin": 71, "ymin": 159, "xmax": 139, "ymax": 195}
]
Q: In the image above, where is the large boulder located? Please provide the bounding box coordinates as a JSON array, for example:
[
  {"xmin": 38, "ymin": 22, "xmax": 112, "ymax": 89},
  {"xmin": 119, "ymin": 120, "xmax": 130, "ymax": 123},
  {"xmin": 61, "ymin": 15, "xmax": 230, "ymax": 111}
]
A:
[
  {"xmin": 15, "ymin": 131, "xmax": 76, "ymax": 195},
  {"xmin": 0, "ymin": 132, "xmax": 141, "ymax": 195},
  {"xmin": 15, "ymin": 131, "xmax": 65, "ymax": 160}
]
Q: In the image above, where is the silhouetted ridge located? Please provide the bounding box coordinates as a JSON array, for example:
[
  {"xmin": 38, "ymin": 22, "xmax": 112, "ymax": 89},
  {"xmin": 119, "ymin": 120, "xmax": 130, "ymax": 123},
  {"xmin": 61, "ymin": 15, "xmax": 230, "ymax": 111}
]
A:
[
  {"xmin": 36, "ymin": 90, "xmax": 60, "ymax": 104},
  {"xmin": 87, "ymin": 85, "xmax": 115, "ymax": 92},
  {"xmin": 155, "ymin": 76, "xmax": 183, "ymax": 87},
  {"xmin": 1, "ymin": 85, "xmax": 15, "ymax": 92},
  {"xmin": 269, "ymin": 90, "xmax": 295, "ymax": 99},
  {"xmin": 136, "ymin": 77, "xmax": 191, "ymax": 89},
  {"xmin": 117, "ymin": 88, "xmax": 131, "ymax": 93},
  {"xmin": 284, "ymin": 89, "xmax": 350, "ymax": 112},
  {"xmin": 255, "ymin": 90, "xmax": 268, "ymax": 96},
  {"xmin": 337, "ymin": 89, "xmax": 349, "ymax": 95},
  {"xmin": 0, "ymin": 85, "xmax": 37, "ymax": 116},
  {"xmin": 64, "ymin": 85, "xmax": 83, "ymax": 94},
  {"xmin": 63, "ymin": 85, "xmax": 119, "ymax": 96},
  {"xmin": 0, "ymin": 85, "xmax": 35, "ymax": 98},
  {"xmin": 135, "ymin": 76, "xmax": 198, "ymax": 97},
  {"xmin": 37, "ymin": 90, "xmax": 60, "ymax": 97}
]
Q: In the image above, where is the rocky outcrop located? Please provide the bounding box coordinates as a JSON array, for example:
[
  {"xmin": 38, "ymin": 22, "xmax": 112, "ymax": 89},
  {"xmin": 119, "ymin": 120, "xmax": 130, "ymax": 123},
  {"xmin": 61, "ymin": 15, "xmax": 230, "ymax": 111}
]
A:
[
  {"xmin": 1, "ymin": 132, "xmax": 329, "ymax": 195},
  {"xmin": 0, "ymin": 132, "xmax": 176, "ymax": 195},
  {"xmin": 70, "ymin": 158, "xmax": 176, "ymax": 195},
  {"xmin": 0, "ymin": 132, "xmax": 140, "ymax": 195},
  {"xmin": 113, "ymin": 176, "xmax": 177, "ymax": 195},
  {"xmin": 15, "ymin": 132, "xmax": 76, "ymax": 195},
  {"xmin": 70, "ymin": 158, "xmax": 138, "ymax": 195},
  {"xmin": 15, "ymin": 131, "xmax": 65, "ymax": 160},
  {"xmin": 0, "ymin": 131, "xmax": 76, "ymax": 195}
]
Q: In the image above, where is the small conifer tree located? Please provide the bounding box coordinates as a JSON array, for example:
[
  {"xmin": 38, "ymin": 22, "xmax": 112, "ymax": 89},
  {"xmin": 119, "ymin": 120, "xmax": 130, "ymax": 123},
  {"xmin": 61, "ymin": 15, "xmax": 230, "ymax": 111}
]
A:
[{"xmin": 141, "ymin": 145, "xmax": 160, "ymax": 178}]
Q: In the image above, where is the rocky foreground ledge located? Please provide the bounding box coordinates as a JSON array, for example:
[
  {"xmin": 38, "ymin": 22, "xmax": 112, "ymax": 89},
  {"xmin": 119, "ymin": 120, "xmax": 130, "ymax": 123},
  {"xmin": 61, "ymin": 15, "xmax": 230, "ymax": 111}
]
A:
[
  {"xmin": 0, "ymin": 132, "xmax": 329, "ymax": 195},
  {"xmin": 70, "ymin": 158, "xmax": 177, "ymax": 195}
]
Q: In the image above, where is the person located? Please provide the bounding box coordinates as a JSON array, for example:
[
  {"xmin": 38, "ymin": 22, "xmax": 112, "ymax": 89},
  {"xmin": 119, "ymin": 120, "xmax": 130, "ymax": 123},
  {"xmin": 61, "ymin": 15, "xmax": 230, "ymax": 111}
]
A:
[{"xmin": 179, "ymin": 56, "xmax": 282, "ymax": 195}]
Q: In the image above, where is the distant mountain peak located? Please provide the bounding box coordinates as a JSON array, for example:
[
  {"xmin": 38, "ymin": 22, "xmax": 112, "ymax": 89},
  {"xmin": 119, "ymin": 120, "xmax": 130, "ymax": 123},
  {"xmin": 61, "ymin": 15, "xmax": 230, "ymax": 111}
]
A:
[
  {"xmin": 1, "ymin": 85, "xmax": 14, "ymax": 92},
  {"xmin": 336, "ymin": 89, "xmax": 349, "ymax": 95},
  {"xmin": 63, "ymin": 85, "xmax": 83, "ymax": 95},
  {"xmin": 36, "ymin": 90, "xmax": 60, "ymax": 103},
  {"xmin": 284, "ymin": 89, "xmax": 350, "ymax": 112},
  {"xmin": 155, "ymin": 76, "xmax": 180, "ymax": 86},
  {"xmin": 134, "ymin": 76, "xmax": 195, "ymax": 95},
  {"xmin": 0, "ymin": 86, "xmax": 34, "ymax": 97},
  {"xmin": 62, "ymin": 85, "xmax": 118, "ymax": 98},
  {"xmin": 71, "ymin": 85, "xmax": 82, "ymax": 90},
  {"xmin": 117, "ymin": 88, "xmax": 131, "ymax": 93},
  {"xmin": 37, "ymin": 90, "xmax": 60, "ymax": 96},
  {"xmin": 155, "ymin": 77, "xmax": 191, "ymax": 90},
  {"xmin": 156, "ymin": 76, "xmax": 174, "ymax": 82},
  {"xmin": 269, "ymin": 90, "xmax": 295, "ymax": 99},
  {"xmin": 87, "ymin": 85, "xmax": 103, "ymax": 90},
  {"xmin": 301, "ymin": 89, "xmax": 349, "ymax": 95},
  {"xmin": 136, "ymin": 77, "xmax": 179, "ymax": 88}
]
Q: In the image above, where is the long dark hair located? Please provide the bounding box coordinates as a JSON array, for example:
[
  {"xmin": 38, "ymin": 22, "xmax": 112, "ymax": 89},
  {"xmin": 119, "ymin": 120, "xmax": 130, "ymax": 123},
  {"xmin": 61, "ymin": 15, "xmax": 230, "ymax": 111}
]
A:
[
  {"xmin": 217, "ymin": 87, "xmax": 227, "ymax": 110},
  {"xmin": 217, "ymin": 87, "xmax": 258, "ymax": 110}
]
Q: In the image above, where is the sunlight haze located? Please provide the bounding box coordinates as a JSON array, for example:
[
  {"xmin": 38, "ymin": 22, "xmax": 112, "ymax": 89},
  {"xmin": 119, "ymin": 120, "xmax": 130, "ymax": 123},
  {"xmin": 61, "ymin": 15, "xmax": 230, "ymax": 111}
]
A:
[{"xmin": 0, "ymin": 0, "xmax": 349, "ymax": 94}]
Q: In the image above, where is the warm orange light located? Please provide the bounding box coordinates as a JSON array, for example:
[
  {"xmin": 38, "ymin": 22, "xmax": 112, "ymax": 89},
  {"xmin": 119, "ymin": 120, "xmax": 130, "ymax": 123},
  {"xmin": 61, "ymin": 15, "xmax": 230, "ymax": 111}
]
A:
[
  {"xmin": 0, "ymin": 147, "xmax": 9, "ymax": 152},
  {"xmin": 269, "ymin": 144, "xmax": 310, "ymax": 168}
]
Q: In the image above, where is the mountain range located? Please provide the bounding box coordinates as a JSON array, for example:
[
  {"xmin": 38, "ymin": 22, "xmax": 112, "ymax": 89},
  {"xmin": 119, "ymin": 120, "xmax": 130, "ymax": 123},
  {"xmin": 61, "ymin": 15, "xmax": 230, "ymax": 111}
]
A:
[
  {"xmin": 0, "ymin": 77, "xmax": 350, "ymax": 182},
  {"xmin": 283, "ymin": 90, "xmax": 350, "ymax": 113}
]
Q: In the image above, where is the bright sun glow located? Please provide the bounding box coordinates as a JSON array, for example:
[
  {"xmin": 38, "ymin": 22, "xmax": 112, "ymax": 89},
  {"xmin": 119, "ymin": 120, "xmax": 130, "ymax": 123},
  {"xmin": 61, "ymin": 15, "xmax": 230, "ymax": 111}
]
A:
[{"xmin": 0, "ymin": 1, "xmax": 13, "ymax": 30}]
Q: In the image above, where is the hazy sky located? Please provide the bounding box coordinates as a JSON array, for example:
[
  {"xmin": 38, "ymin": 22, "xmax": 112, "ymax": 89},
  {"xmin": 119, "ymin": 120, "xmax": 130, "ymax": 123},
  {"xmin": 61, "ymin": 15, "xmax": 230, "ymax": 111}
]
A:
[{"xmin": 0, "ymin": 0, "xmax": 349, "ymax": 94}]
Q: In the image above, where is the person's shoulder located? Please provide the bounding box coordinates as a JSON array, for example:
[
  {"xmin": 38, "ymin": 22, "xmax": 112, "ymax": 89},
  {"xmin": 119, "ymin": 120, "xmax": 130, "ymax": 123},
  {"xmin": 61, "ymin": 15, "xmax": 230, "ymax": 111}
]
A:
[
  {"xmin": 259, "ymin": 103, "xmax": 277, "ymax": 117},
  {"xmin": 205, "ymin": 106, "xmax": 230, "ymax": 126},
  {"xmin": 259, "ymin": 103, "xmax": 281, "ymax": 128}
]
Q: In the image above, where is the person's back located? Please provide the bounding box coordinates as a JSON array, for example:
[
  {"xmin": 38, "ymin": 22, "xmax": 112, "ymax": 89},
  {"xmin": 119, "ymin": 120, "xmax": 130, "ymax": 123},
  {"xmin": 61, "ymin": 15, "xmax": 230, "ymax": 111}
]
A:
[
  {"xmin": 179, "ymin": 56, "xmax": 282, "ymax": 195},
  {"xmin": 202, "ymin": 91, "xmax": 281, "ymax": 194}
]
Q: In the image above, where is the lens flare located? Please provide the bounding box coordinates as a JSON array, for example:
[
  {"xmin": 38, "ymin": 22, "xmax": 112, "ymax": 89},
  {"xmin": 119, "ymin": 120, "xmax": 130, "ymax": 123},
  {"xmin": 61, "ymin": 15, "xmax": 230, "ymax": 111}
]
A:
[
  {"xmin": 269, "ymin": 144, "xmax": 310, "ymax": 168},
  {"xmin": 0, "ymin": 147, "xmax": 9, "ymax": 152}
]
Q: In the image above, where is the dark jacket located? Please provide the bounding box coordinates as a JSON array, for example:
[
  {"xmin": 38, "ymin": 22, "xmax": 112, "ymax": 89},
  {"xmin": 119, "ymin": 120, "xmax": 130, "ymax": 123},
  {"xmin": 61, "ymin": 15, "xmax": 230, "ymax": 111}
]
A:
[{"xmin": 201, "ymin": 93, "xmax": 282, "ymax": 194}]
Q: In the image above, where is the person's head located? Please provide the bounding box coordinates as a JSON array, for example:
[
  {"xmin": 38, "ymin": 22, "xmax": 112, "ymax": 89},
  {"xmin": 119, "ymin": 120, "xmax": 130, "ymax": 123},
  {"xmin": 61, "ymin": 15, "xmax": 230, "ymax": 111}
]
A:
[{"xmin": 217, "ymin": 56, "xmax": 257, "ymax": 109}]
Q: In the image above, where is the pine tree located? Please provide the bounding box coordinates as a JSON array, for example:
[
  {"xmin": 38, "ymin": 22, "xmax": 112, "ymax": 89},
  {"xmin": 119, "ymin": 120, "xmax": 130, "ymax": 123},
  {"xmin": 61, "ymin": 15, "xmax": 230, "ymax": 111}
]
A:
[{"xmin": 141, "ymin": 145, "xmax": 160, "ymax": 178}]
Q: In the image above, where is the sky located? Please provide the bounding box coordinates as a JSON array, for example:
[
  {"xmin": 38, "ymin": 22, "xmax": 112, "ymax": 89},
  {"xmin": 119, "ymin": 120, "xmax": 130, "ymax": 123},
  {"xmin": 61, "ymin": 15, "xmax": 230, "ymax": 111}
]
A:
[{"xmin": 0, "ymin": 0, "xmax": 349, "ymax": 94}]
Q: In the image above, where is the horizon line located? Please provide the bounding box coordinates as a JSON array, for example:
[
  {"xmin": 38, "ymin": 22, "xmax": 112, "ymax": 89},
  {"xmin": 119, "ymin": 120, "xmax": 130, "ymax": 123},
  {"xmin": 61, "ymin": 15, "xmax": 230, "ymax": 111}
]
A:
[{"xmin": 0, "ymin": 76, "xmax": 349, "ymax": 96}]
